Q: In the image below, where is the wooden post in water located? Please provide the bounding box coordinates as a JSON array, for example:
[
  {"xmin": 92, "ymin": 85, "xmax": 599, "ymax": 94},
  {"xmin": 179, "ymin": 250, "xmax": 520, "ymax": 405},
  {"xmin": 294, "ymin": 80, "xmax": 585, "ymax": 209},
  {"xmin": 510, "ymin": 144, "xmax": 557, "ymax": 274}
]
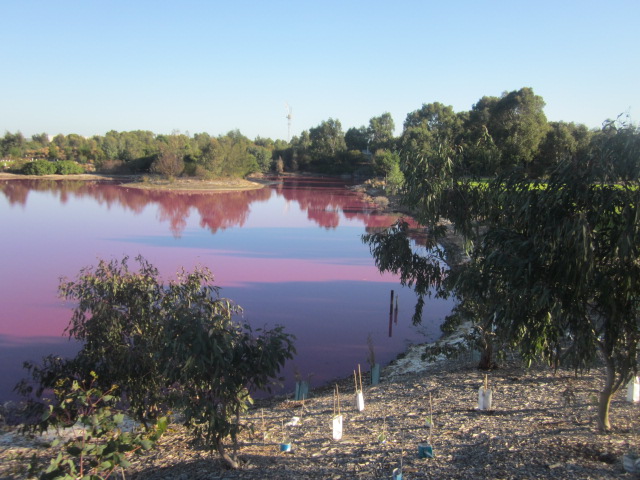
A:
[
  {"xmin": 388, "ymin": 290, "xmax": 394, "ymax": 337},
  {"xmin": 389, "ymin": 290, "xmax": 394, "ymax": 316},
  {"xmin": 394, "ymin": 294, "xmax": 399, "ymax": 324}
]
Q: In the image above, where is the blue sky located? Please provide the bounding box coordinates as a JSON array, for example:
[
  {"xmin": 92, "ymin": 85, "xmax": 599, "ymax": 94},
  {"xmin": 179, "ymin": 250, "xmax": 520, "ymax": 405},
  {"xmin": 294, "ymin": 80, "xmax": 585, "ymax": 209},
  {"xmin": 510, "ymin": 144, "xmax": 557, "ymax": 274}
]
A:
[{"xmin": 2, "ymin": 1, "xmax": 638, "ymax": 141}]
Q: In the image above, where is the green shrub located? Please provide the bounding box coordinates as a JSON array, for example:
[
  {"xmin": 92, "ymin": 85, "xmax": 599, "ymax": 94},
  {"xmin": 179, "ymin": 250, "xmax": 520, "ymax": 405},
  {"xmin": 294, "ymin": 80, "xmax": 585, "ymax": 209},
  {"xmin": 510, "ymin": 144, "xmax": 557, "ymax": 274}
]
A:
[
  {"xmin": 22, "ymin": 160, "xmax": 57, "ymax": 175},
  {"xmin": 35, "ymin": 373, "xmax": 166, "ymax": 480},
  {"xmin": 55, "ymin": 160, "xmax": 84, "ymax": 175},
  {"xmin": 25, "ymin": 256, "xmax": 296, "ymax": 470}
]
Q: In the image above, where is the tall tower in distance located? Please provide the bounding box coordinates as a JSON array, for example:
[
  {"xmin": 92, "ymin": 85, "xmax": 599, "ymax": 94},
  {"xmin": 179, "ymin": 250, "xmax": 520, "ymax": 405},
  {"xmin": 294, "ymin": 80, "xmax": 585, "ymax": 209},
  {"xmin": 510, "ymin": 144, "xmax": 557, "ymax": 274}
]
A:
[{"xmin": 285, "ymin": 102, "xmax": 293, "ymax": 142}]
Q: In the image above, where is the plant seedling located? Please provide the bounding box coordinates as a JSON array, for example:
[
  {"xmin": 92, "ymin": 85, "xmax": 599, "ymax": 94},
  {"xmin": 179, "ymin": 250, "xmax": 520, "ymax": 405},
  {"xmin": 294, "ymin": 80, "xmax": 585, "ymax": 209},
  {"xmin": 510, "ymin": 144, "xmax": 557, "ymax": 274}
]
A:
[
  {"xmin": 367, "ymin": 334, "xmax": 381, "ymax": 385},
  {"xmin": 377, "ymin": 416, "xmax": 387, "ymax": 443},
  {"xmin": 418, "ymin": 392, "xmax": 435, "ymax": 458},
  {"xmin": 425, "ymin": 392, "xmax": 434, "ymax": 428},
  {"xmin": 280, "ymin": 419, "xmax": 292, "ymax": 452}
]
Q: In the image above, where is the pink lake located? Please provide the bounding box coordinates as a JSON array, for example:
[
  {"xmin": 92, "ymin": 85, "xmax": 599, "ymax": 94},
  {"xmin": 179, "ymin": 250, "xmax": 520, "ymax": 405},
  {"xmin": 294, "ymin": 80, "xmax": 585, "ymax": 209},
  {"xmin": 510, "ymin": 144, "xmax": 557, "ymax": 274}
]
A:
[{"xmin": 0, "ymin": 176, "xmax": 452, "ymax": 400}]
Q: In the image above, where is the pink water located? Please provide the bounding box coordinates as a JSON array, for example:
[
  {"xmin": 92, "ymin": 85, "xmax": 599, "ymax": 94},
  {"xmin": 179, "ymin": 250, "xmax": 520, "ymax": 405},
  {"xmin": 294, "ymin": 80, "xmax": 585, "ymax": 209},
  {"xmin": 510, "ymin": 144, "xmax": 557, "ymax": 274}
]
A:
[{"xmin": 0, "ymin": 176, "xmax": 452, "ymax": 400}]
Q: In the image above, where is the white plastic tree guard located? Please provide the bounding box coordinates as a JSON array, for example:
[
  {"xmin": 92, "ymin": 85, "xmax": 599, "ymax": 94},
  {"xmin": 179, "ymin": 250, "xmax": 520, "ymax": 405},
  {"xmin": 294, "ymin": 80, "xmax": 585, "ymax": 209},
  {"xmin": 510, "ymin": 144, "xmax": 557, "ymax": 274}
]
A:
[
  {"xmin": 478, "ymin": 375, "xmax": 492, "ymax": 410},
  {"xmin": 333, "ymin": 384, "xmax": 343, "ymax": 441},
  {"xmin": 354, "ymin": 365, "xmax": 365, "ymax": 412},
  {"xmin": 627, "ymin": 376, "xmax": 640, "ymax": 402}
]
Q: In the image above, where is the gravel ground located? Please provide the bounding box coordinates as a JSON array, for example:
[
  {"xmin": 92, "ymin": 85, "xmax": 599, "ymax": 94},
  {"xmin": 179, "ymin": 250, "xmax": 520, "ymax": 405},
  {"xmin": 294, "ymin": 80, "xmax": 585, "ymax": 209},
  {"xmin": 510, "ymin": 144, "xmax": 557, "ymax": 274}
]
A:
[{"xmin": 2, "ymin": 348, "xmax": 639, "ymax": 480}]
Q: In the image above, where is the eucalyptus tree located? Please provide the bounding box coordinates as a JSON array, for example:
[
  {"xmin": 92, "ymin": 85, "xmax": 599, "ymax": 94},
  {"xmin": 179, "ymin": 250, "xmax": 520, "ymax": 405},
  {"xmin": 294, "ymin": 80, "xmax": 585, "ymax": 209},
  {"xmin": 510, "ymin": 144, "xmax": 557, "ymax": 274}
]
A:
[
  {"xmin": 1, "ymin": 131, "xmax": 26, "ymax": 158},
  {"xmin": 51, "ymin": 133, "xmax": 95, "ymax": 164},
  {"xmin": 162, "ymin": 267, "xmax": 295, "ymax": 468},
  {"xmin": 368, "ymin": 112, "xmax": 396, "ymax": 151},
  {"xmin": 151, "ymin": 134, "xmax": 186, "ymax": 178},
  {"xmin": 120, "ymin": 130, "xmax": 157, "ymax": 163},
  {"xmin": 364, "ymin": 139, "xmax": 481, "ymax": 325},
  {"xmin": 51, "ymin": 133, "xmax": 69, "ymax": 159},
  {"xmin": 308, "ymin": 118, "xmax": 347, "ymax": 170},
  {"xmin": 77, "ymin": 137, "xmax": 101, "ymax": 164},
  {"xmin": 253, "ymin": 135, "xmax": 274, "ymax": 150},
  {"xmin": 55, "ymin": 256, "xmax": 169, "ymax": 425},
  {"xmin": 20, "ymin": 256, "xmax": 296, "ymax": 469},
  {"xmin": 364, "ymin": 119, "xmax": 640, "ymax": 430},
  {"xmin": 288, "ymin": 130, "xmax": 312, "ymax": 171},
  {"xmin": 459, "ymin": 88, "xmax": 549, "ymax": 176},
  {"xmin": 372, "ymin": 149, "xmax": 403, "ymax": 193},
  {"xmin": 533, "ymin": 121, "xmax": 580, "ymax": 176},
  {"xmin": 476, "ymin": 120, "xmax": 640, "ymax": 430},
  {"xmin": 400, "ymin": 102, "xmax": 464, "ymax": 159},
  {"xmin": 486, "ymin": 87, "xmax": 548, "ymax": 173},
  {"xmin": 345, "ymin": 125, "xmax": 369, "ymax": 152},
  {"xmin": 249, "ymin": 144, "xmax": 273, "ymax": 172},
  {"xmin": 462, "ymin": 96, "xmax": 502, "ymax": 176},
  {"xmin": 214, "ymin": 130, "xmax": 259, "ymax": 177},
  {"xmin": 100, "ymin": 130, "xmax": 121, "ymax": 161},
  {"xmin": 30, "ymin": 132, "xmax": 50, "ymax": 148},
  {"xmin": 198, "ymin": 136, "xmax": 223, "ymax": 175}
]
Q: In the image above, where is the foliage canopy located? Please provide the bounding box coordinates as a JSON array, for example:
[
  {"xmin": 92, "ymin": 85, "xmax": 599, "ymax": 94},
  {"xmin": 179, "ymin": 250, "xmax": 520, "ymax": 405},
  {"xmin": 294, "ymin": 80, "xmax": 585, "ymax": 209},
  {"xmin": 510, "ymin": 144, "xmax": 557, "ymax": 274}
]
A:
[
  {"xmin": 364, "ymin": 118, "xmax": 640, "ymax": 431},
  {"xmin": 19, "ymin": 256, "xmax": 296, "ymax": 469}
]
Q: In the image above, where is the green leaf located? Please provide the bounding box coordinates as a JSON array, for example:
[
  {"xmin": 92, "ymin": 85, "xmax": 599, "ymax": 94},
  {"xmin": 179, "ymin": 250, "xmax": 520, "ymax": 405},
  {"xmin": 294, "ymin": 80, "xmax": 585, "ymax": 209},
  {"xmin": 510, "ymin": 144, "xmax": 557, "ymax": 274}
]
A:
[
  {"xmin": 66, "ymin": 445, "xmax": 82, "ymax": 456},
  {"xmin": 41, "ymin": 406, "xmax": 53, "ymax": 421},
  {"xmin": 98, "ymin": 460, "xmax": 114, "ymax": 471}
]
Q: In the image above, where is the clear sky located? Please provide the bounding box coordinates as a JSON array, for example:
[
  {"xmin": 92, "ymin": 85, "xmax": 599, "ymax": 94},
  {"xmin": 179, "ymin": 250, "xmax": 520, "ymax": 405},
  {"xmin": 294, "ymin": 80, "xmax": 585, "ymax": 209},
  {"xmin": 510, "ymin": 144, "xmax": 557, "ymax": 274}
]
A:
[{"xmin": 2, "ymin": 0, "xmax": 638, "ymax": 141}]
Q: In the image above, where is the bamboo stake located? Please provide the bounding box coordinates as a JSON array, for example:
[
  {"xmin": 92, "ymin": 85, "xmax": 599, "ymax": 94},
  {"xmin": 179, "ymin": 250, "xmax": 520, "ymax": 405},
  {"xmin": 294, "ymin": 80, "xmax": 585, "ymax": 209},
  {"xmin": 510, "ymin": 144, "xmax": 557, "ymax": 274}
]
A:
[
  {"xmin": 400, "ymin": 428, "xmax": 404, "ymax": 472},
  {"xmin": 358, "ymin": 364, "xmax": 363, "ymax": 391},
  {"xmin": 334, "ymin": 384, "xmax": 342, "ymax": 416},
  {"xmin": 333, "ymin": 385, "xmax": 336, "ymax": 415},
  {"xmin": 354, "ymin": 370, "xmax": 358, "ymax": 392},
  {"xmin": 429, "ymin": 392, "xmax": 433, "ymax": 444}
]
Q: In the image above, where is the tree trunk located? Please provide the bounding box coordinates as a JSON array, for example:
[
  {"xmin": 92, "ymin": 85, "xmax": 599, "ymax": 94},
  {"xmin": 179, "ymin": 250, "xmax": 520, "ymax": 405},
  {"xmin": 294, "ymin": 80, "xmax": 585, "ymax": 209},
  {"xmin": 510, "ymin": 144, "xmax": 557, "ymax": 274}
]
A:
[
  {"xmin": 597, "ymin": 360, "xmax": 616, "ymax": 432},
  {"xmin": 216, "ymin": 440, "xmax": 239, "ymax": 469},
  {"xmin": 598, "ymin": 388, "xmax": 613, "ymax": 432},
  {"xmin": 477, "ymin": 334, "xmax": 494, "ymax": 370}
]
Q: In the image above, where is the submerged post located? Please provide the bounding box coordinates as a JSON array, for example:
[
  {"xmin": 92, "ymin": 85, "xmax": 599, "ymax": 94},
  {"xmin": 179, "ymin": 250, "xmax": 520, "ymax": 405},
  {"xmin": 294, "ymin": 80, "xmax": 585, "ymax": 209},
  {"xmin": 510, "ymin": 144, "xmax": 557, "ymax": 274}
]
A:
[
  {"xmin": 388, "ymin": 290, "xmax": 394, "ymax": 337},
  {"xmin": 389, "ymin": 290, "xmax": 394, "ymax": 316},
  {"xmin": 394, "ymin": 295, "xmax": 399, "ymax": 324}
]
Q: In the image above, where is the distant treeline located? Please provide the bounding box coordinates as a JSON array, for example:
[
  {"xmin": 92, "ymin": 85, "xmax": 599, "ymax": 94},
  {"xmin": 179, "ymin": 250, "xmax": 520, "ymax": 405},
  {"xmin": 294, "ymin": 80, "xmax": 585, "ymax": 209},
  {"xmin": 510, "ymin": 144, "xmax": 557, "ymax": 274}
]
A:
[{"xmin": 1, "ymin": 87, "xmax": 634, "ymax": 179}]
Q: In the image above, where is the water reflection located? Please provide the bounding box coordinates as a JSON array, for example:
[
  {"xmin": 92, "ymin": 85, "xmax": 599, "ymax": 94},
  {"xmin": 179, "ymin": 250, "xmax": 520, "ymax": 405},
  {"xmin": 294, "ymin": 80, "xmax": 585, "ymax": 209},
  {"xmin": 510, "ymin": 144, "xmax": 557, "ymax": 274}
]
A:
[
  {"xmin": 0, "ymin": 177, "xmax": 417, "ymax": 236},
  {"xmin": 0, "ymin": 179, "xmax": 271, "ymax": 236},
  {"xmin": 0, "ymin": 176, "xmax": 445, "ymax": 401}
]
